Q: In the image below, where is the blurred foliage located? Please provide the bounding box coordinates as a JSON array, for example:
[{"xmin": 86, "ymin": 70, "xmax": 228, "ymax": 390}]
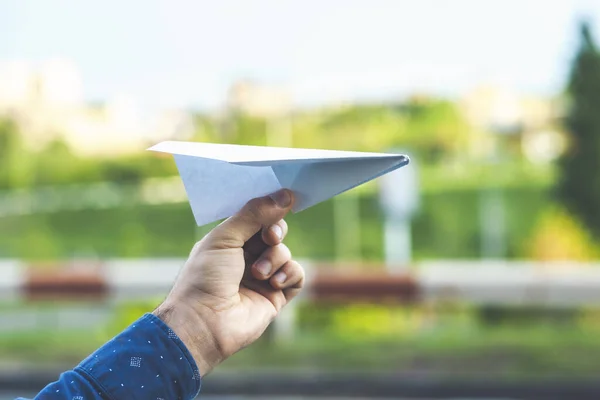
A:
[
  {"xmin": 577, "ymin": 307, "xmax": 600, "ymax": 332},
  {"xmin": 102, "ymin": 300, "xmax": 163, "ymax": 338},
  {"xmin": 524, "ymin": 205, "xmax": 598, "ymax": 260},
  {"xmin": 0, "ymin": 97, "xmax": 472, "ymax": 191},
  {"xmin": 3, "ymin": 301, "xmax": 600, "ymax": 378},
  {"xmin": 0, "ymin": 120, "xmax": 176, "ymax": 190},
  {"xmin": 479, "ymin": 305, "xmax": 578, "ymax": 326},
  {"xmin": 298, "ymin": 302, "xmax": 476, "ymax": 339},
  {"xmin": 0, "ymin": 186, "xmax": 552, "ymax": 260},
  {"xmin": 196, "ymin": 98, "xmax": 471, "ymax": 162},
  {"xmin": 0, "ymin": 84, "xmax": 584, "ymax": 261},
  {"xmin": 289, "ymin": 99, "xmax": 471, "ymax": 163},
  {"xmin": 557, "ymin": 22, "xmax": 600, "ymax": 237},
  {"xmin": 0, "ymin": 119, "xmax": 32, "ymax": 188}
]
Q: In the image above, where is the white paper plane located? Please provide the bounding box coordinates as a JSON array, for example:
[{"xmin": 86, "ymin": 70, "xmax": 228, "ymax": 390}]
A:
[{"xmin": 148, "ymin": 141, "xmax": 410, "ymax": 226}]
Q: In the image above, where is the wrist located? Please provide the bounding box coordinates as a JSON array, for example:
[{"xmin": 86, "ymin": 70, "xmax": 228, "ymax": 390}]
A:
[{"xmin": 153, "ymin": 301, "xmax": 225, "ymax": 376}]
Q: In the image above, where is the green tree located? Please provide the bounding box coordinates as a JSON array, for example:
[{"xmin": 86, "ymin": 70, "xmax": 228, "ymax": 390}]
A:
[
  {"xmin": 294, "ymin": 105, "xmax": 405, "ymax": 152},
  {"xmin": 0, "ymin": 119, "xmax": 33, "ymax": 188},
  {"xmin": 400, "ymin": 98, "xmax": 471, "ymax": 162},
  {"xmin": 291, "ymin": 100, "xmax": 470, "ymax": 161},
  {"xmin": 33, "ymin": 139, "xmax": 78, "ymax": 185},
  {"xmin": 557, "ymin": 22, "xmax": 600, "ymax": 236}
]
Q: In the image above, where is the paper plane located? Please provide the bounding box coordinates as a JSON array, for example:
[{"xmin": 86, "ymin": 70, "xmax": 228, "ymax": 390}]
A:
[{"xmin": 148, "ymin": 141, "xmax": 410, "ymax": 226}]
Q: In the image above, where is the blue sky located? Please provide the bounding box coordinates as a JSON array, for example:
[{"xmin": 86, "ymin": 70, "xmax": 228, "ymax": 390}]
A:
[{"xmin": 1, "ymin": 0, "xmax": 600, "ymax": 110}]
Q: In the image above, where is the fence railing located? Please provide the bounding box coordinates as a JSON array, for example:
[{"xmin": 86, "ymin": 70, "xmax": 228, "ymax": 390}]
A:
[
  {"xmin": 3, "ymin": 259, "xmax": 600, "ymax": 307},
  {"xmin": 0, "ymin": 177, "xmax": 187, "ymax": 217}
]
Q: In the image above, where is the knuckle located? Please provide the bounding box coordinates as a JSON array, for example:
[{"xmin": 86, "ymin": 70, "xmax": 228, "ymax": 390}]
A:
[
  {"xmin": 287, "ymin": 261, "xmax": 305, "ymax": 284},
  {"xmin": 279, "ymin": 219, "xmax": 288, "ymax": 231},
  {"xmin": 274, "ymin": 295, "xmax": 286, "ymax": 312},
  {"xmin": 283, "ymin": 287, "xmax": 302, "ymax": 301},
  {"xmin": 205, "ymin": 225, "xmax": 244, "ymax": 249},
  {"xmin": 215, "ymin": 236, "xmax": 243, "ymax": 249},
  {"xmin": 190, "ymin": 240, "xmax": 203, "ymax": 255},
  {"xmin": 274, "ymin": 243, "xmax": 292, "ymax": 260},
  {"xmin": 297, "ymin": 264, "xmax": 306, "ymax": 281},
  {"xmin": 245, "ymin": 198, "xmax": 268, "ymax": 222}
]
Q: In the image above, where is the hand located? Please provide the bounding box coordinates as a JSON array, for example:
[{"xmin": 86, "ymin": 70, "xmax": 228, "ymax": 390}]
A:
[{"xmin": 153, "ymin": 189, "xmax": 304, "ymax": 375}]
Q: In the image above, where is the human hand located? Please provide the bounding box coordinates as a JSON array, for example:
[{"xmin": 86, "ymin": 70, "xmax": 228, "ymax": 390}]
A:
[{"xmin": 153, "ymin": 189, "xmax": 304, "ymax": 375}]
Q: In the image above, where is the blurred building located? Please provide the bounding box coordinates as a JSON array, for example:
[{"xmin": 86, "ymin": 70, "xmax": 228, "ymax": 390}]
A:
[
  {"xmin": 460, "ymin": 84, "xmax": 566, "ymax": 163},
  {"xmin": 227, "ymin": 80, "xmax": 292, "ymax": 118},
  {"xmin": 0, "ymin": 59, "xmax": 194, "ymax": 156},
  {"xmin": 224, "ymin": 80, "xmax": 294, "ymax": 147}
]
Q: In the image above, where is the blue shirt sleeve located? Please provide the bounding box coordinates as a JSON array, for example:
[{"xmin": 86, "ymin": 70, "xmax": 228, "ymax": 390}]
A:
[{"xmin": 19, "ymin": 313, "xmax": 202, "ymax": 400}]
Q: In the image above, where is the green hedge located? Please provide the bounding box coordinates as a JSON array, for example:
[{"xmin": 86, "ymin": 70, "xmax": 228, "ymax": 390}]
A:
[{"xmin": 0, "ymin": 186, "xmax": 550, "ymax": 261}]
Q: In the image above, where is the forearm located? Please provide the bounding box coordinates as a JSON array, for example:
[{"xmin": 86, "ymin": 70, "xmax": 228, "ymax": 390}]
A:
[
  {"xmin": 24, "ymin": 314, "xmax": 201, "ymax": 400},
  {"xmin": 16, "ymin": 369, "xmax": 102, "ymax": 400}
]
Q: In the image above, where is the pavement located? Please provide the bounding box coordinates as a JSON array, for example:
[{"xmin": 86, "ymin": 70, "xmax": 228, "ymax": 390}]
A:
[
  {"xmin": 2, "ymin": 396, "xmax": 436, "ymax": 400},
  {"xmin": 1, "ymin": 367, "xmax": 599, "ymax": 399}
]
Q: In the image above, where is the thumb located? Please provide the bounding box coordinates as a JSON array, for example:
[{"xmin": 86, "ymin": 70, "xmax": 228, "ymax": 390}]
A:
[{"xmin": 203, "ymin": 189, "xmax": 294, "ymax": 249}]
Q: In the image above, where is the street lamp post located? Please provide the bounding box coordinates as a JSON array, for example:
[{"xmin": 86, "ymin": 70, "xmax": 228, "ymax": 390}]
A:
[{"xmin": 379, "ymin": 151, "xmax": 419, "ymax": 272}]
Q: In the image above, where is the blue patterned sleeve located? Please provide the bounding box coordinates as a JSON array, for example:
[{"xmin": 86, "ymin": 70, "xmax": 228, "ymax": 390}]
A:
[{"xmin": 19, "ymin": 313, "xmax": 202, "ymax": 400}]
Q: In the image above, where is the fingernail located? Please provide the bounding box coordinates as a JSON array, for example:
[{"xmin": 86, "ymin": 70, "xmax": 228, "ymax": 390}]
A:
[
  {"xmin": 274, "ymin": 271, "xmax": 287, "ymax": 284},
  {"xmin": 270, "ymin": 224, "xmax": 283, "ymax": 240},
  {"xmin": 270, "ymin": 189, "xmax": 291, "ymax": 207},
  {"xmin": 255, "ymin": 260, "xmax": 271, "ymax": 276}
]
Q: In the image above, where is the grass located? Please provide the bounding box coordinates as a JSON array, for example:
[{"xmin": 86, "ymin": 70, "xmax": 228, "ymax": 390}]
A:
[
  {"xmin": 2, "ymin": 320, "xmax": 599, "ymax": 380},
  {"xmin": 0, "ymin": 329, "xmax": 105, "ymax": 365},
  {"xmin": 224, "ymin": 323, "xmax": 600, "ymax": 379}
]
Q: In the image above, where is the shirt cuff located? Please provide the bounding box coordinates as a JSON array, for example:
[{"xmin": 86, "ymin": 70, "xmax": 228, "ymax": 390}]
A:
[{"xmin": 76, "ymin": 313, "xmax": 201, "ymax": 400}]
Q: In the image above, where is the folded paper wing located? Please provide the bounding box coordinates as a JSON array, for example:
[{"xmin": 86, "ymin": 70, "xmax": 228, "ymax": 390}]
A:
[{"xmin": 148, "ymin": 141, "xmax": 410, "ymax": 226}]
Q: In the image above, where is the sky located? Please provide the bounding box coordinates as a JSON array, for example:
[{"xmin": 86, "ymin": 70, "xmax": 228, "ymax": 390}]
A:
[{"xmin": 1, "ymin": 0, "xmax": 600, "ymax": 110}]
